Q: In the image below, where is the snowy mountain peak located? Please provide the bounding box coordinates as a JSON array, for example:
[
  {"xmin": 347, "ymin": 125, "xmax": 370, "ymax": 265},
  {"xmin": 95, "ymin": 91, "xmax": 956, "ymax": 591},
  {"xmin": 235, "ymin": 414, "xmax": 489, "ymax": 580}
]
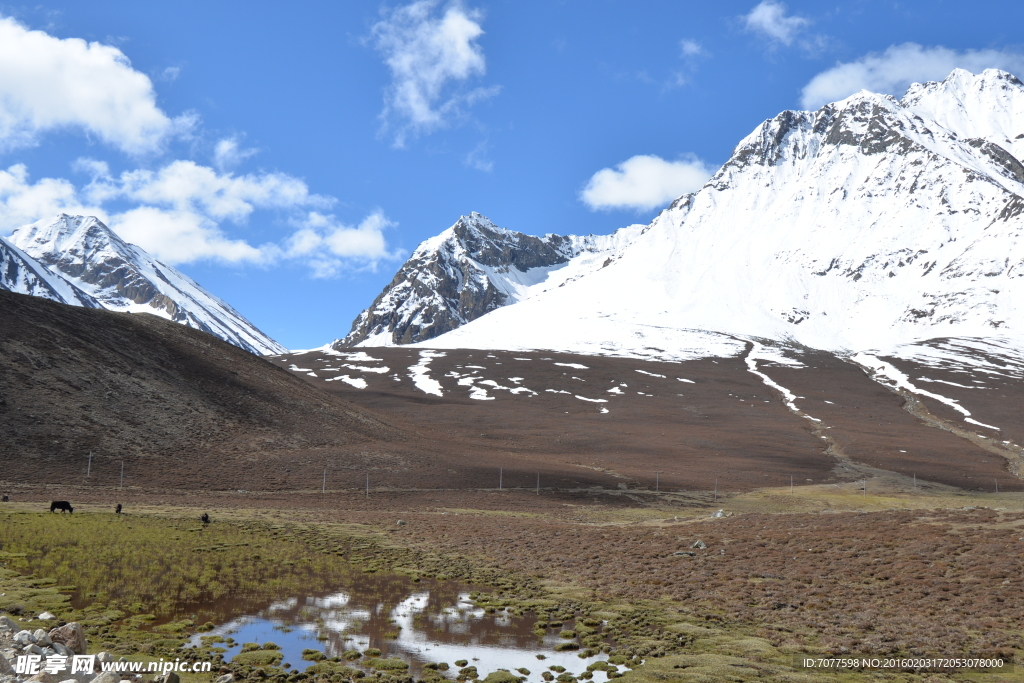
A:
[
  {"xmin": 14, "ymin": 214, "xmax": 128, "ymax": 264},
  {"xmin": 902, "ymin": 68, "xmax": 1024, "ymax": 161},
  {"xmin": 8, "ymin": 214, "xmax": 286, "ymax": 355},
  {"xmin": 335, "ymin": 213, "xmax": 645, "ymax": 347},
  {"xmin": 384, "ymin": 69, "xmax": 1024, "ymax": 365}
]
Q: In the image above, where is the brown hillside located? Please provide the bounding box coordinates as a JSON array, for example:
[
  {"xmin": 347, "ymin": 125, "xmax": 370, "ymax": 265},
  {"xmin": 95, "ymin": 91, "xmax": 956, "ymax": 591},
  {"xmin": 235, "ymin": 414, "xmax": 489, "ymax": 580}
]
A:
[{"xmin": 0, "ymin": 289, "xmax": 405, "ymax": 489}]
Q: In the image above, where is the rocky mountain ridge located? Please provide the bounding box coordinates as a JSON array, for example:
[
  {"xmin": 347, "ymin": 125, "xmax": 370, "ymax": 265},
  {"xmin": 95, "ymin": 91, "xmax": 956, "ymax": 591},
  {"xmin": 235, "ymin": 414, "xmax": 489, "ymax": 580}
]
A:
[
  {"xmin": 3, "ymin": 214, "xmax": 284, "ymax": 355},
  {"xmin": 0, "ymin": 236, "xmax": 100, "ymax": 309},
  {"xmin": 335, "ymin": 212, "xmax": 643, "ymax": 346}
]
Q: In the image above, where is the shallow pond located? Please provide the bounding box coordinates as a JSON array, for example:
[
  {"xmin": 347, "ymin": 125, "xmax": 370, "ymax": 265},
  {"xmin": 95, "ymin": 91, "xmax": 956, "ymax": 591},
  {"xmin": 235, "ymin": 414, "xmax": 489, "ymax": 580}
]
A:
[{"xmin": 189, "ymin": 576, "xmax": 611, "ymax": 683}]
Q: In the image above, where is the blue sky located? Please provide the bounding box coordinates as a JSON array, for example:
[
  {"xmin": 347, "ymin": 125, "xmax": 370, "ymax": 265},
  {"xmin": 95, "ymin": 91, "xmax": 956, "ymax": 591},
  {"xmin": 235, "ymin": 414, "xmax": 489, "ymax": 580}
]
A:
[{"xmin": 1, "ymin": 0, "xmax": 1023, "ymax": 349}]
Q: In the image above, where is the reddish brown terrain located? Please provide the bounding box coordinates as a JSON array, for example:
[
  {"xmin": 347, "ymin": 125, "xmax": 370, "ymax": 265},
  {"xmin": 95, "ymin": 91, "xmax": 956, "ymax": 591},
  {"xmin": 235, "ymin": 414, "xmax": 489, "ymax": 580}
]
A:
[
  {"xmin": 266, "ymin": 344, "xmax": 1023, "ymax": 494},
  {"xmin": 3, "ymin": 288, "xmax": 1021, "ymax": 496}
]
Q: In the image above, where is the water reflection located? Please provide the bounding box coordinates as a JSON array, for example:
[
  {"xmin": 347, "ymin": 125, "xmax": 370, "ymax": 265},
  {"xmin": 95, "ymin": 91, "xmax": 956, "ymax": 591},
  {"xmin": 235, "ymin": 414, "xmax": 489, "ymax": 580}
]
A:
[{"xmin": 191, "ymin": 578, "xmax": 609, "ymax": 682}]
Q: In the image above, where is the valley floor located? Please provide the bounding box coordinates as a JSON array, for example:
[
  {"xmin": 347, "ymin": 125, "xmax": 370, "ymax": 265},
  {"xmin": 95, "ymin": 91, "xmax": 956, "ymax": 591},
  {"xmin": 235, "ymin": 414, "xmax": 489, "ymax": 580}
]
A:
[{"xmin": 2, "ymin": 482, "xmax": 1022, "ymax": 682}]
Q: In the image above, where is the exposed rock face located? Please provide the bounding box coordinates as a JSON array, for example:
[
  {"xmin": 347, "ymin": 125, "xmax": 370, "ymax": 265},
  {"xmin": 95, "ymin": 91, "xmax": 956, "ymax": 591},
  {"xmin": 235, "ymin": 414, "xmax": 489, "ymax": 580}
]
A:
[
  {"xmin": 7, "ymin": 215, "xmax": 285, "ymax": 355},
  {"xmin": 335, "ymin": 212, "xmax": 643, "ymax": 347}
]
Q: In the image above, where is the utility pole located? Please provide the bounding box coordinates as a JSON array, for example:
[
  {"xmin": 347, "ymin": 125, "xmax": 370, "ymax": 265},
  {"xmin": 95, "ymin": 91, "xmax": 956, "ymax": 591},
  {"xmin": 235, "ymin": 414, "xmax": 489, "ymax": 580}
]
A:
[
  {"xmin": 536, "ymin": 472, "xmax": 540, "ymax": 495},
  {"xmin": 120, "ymin": 461, "xmax": 124, "ymax": 489},
  {"xmin": 499, "ymin": 468, "xmax": 503, "ymax": 490},
  {"xmin": 87, "ymin": 452, "xmax": 92, "ymax": 478},
  {"xmin": 714, "ymin": 478, "xmax": 718, "ymax": 503},
  {"xmin": 655, "ymin": 472, "xmax": 662, "ymax": 492},
  {"xmin": 790, "ymin": 475, "xmax": 793, "ymax": 494},
  {"xmin": 322, "ymin": 468, "xmax": 326, "ymax": 494},
  {"xmin": 365, "ymin": 474, "xmax": 369, "ymax": 498}
]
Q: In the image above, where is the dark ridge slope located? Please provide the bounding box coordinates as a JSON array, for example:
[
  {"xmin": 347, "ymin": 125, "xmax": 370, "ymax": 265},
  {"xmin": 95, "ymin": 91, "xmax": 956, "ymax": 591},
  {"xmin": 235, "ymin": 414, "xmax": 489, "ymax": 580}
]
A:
[{"xmin": 0, "ymin": 290, "xmax": 405, "ymax": 489}]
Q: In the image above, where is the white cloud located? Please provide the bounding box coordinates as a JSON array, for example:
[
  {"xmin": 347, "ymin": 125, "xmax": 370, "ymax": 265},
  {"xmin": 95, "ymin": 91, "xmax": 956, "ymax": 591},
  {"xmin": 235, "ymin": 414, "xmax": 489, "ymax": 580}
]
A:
[
  {"xmin": 0, "ymin": 161, "xmax": 399, "ymax": 273},
  {"xmin": 82, "ymin": 160, "xmax": 326, "ymax": 223},
  {"xmin": 800, "ymin": 43, "xmax": 1024, "ymax": 109},
  {"xmin": 371, "ymin": 0, "xmax": 499, "ymax": 146},
  {"xmin": 0, "ymin": 164, "xmax": 97, "ymax": 233},
  {"xmin": 743, "ymin": 1, "xmax": 808, "ymax": 46},
  {"xmin": 680, "ymin": 40, "xmax": 702, "ymax": 57},
  {"xmin": 0, "ymin": 16, "xmax": 189, "ymax": 154},
  {"xmin": 580, "ymin": 155, "xmax": 715, "ymax": 212},
  {"xmin": 286, "ymin": 210, "xmax": 400, "ymax": 277},
  {"xmin": 110, "ymin": 206, "xmax": 269, "ymax": 265}
]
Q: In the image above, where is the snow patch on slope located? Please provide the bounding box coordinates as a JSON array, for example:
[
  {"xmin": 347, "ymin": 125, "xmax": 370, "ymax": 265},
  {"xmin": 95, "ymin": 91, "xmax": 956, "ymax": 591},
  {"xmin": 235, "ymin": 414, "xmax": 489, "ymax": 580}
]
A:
[
  {"xmin": 408, "ymin": 350, "xmax": 446, "ymax": 397},
  {"xmin": 851, "ymin": 352, "xmax": 1000, "ymax": 430}
]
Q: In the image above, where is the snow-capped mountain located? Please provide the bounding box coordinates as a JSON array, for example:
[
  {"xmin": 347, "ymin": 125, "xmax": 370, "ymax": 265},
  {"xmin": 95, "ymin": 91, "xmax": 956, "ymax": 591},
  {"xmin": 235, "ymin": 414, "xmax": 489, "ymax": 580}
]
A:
[
  {"xmin": 351, "ymin": 68, "xmax": 1024, "ymax": 362},
  {"xmin": 1, "ymin": 235, "xmax": 101, "ymax": 308},
  {"xmin": 335, "ymin": 212, "xmax": 644, "ymax": 346},
  {"xmin": 7, "ymin": 214, "xmax": 286, "ymax": 355}
]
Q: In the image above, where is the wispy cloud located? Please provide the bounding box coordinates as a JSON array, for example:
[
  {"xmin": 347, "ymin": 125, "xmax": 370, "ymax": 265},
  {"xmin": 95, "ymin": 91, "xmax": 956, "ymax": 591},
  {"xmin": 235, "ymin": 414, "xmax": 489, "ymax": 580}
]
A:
[
  {"xmin": 580, "ymin": 154, "xmax": 715, "ymax": 212},
  {"xmin": 370, "ymin": 0, "xmax": 499, "ymax": 147},
  {"xmin": 742, "ymin": 1, "xmax": 809, "ymax": 47},
  {"xmin": 801, "ymin": 43, "xmax": 1024, "ymax": 109},
  {"xmin": 464, "ymin": 139, "xmax": 493, "ymax": 172},
  {"xmin": 679, "ymin": 39, "xmax": 703, "ymax": 57},
  {"xmin": 213, "ymin": 137, "xmax": 259, "ymax": 171}
]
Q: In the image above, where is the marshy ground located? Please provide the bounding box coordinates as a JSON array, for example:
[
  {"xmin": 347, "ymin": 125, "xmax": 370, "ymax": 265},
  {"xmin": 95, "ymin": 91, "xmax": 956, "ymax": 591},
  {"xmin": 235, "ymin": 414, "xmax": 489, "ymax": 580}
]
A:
[{"xmin": 2, "ymin": 481, "xmax": 1023, "ymax": 683}]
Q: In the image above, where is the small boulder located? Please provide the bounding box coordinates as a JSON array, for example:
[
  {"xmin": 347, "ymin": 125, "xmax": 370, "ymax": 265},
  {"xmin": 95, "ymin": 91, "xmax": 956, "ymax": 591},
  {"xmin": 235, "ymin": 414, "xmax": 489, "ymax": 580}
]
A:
[
  {"xmin": 673, "ymin": 551, "xmax": 696, "ymax": 557},
  {"xmin": 48, "ymin": 624, "xmax": 87, "ymax": 655},
  {"xmin": 91, "ymin": 671, "xmax": 120, "ymax": 683},
  {"xmin": 711, "ymin": 510, "xmax": 725, "ymax": 518},
  {"xmin": 52, "ymin": 643, "xmax": 73, "ymax": 657},
  {"xmin": 23, "ymin": 644, "xmax": 45, "ymax": 656},
  {"xmin": 690, "ymin": 540, "xmax": 707, "ymax": 549},
  {"xmin": 0, "ymin": 653, "xmax": 14, "ymax": 675},
  {"xmin": 96, "ymin": 653, "xmax": 113, "ymax": 665},
  {"xmin": 37, "ymin": 613, "xmax": 56, "ymax": 622},
  {"xmin": 160, "ymin": 672, "xmax": 180, "ymax": 683},
  {"xmin": 33, "ymin": 630, "xmax": 52, "ymax": 647},
  {"xmin": 215, "ymin": 674, "xmax": 235, "ymax": 683},
  {"xmin": 0, "ymin": 616, "xmax": 17, "ymax": 632}
]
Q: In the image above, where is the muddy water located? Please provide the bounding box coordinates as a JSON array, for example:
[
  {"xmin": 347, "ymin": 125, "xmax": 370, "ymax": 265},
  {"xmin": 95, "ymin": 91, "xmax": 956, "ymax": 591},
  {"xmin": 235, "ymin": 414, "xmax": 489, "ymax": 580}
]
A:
[{"xmin": 190, "ymin": 576, "xmax": 611, "ymax": 682}]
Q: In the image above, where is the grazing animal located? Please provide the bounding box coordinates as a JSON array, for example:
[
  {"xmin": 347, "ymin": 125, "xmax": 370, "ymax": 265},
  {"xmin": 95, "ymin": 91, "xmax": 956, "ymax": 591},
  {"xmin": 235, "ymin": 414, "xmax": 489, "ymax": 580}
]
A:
[
  {"xmin": 200, "ymin": 513, "xmax": 210, "ymax": 524},
  {"xmin": 115, "ymin": 503, "xmax": 122, "ymax": 515},
  {"xmin": 1, "ymin": 494, "xmax": 8, "ymax": 502},
  {"xmin": 50, "ymin": 501, "xmax": 73, "ymax": 514}
]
